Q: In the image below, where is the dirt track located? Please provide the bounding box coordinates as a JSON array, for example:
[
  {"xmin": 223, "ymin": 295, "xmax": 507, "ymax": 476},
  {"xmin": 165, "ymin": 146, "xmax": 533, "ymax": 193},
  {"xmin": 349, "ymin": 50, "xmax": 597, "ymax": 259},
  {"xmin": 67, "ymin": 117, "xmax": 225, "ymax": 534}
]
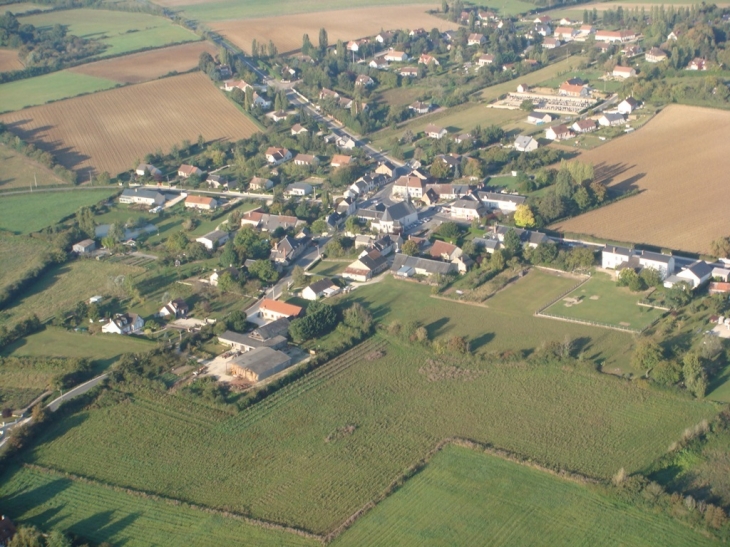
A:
[{"xmin": 550, "ymin": 104, "xmax": 730, "ymax": 254}]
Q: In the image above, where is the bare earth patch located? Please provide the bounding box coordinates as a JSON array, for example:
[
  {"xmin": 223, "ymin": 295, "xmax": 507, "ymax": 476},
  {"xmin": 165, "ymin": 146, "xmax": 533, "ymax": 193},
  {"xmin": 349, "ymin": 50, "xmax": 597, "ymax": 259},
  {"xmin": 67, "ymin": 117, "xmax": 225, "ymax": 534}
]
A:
[
  {"xmin": 69, "ymin": 42, "xmax": 217, "ymax": 84},
  {"xmin": 0, "ymin": 49, "xmax": 23, "ymax": 72},
  {"xmin": 0, "ymin": 72, "xmax": 259, "ymax": 177},
  {"xmin": 211, "ymin": 5, "xmax": 459, "ymax": 54},
  {"xmin": 578, "ymin": 1, "xmax": 730, "ymax": 10},
  {"xmin": 550, "ymin": 105, "xmax": 730, "ymax": 254}
]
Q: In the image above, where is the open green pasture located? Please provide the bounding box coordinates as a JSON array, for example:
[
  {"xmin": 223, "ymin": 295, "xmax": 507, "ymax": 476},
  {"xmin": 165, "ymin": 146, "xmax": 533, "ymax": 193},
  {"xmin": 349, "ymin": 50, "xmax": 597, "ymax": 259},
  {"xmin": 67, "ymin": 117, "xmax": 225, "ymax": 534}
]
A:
[
  {"xmin": 4, "ymin": 3, "xmax": 54, "ymax": 14},
  {"xmin": 0, "ymin": 147, "xmax": 69, "ymax": 190},
  {"xmin": 0, "ymin": 233, "xmax": 53, "ymax": 294},
  {"xmin": 0, "ymin": 465, "xmax": 318, "ymax": 547},
  {"xmin": 0, "ymin": 259, "xmax": 143, "ymax": 327},
  {"xmin": 0, "ymin": 70, "xmax": 117, "ymax": 113},
  {"xmin": 334, "ymin": 444, "xmax": 716, "ymax": 547},
  {"xmin": 25, "ymin": 334, "xmax": 717, "ymax": 534},
  {"xmin": 307, "ymin": 259, "xmax": 348, "ymax": 277},
  {"xmin": 0, "ymin": 189, "xmax": 117, "ymax": 234},
  {"xmin": 19, "ymin": 9, "xmax": 198, "ymax": 57},
  {"xmin": 544, "ymin": 272, "xmax": 665, "ymax": 331},
  {"xmin": 0, "ymin": 354, "xmax": 83, "ymax": 409}
]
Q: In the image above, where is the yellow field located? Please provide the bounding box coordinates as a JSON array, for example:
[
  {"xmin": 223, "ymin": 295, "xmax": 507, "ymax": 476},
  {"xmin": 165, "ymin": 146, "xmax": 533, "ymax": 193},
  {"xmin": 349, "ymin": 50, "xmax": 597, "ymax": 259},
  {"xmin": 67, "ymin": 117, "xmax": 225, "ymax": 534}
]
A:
[
  {"xmin": 0, "ymin": 72, "xmax": 259, "ymax": 176},
  {"xmin": 550, "ymin": 105, "xmax": 730, "ymax": 254},
  {"xmin": 0, "ymin": 49, "xmax": 23, "ymax": 72},
  {"xmin": 211, "ymin": 5, "xmax": 459, "ymax": 54},
  {"xmin": 69, "ymin": 42, "xmax": 218, "ymax": 84}
]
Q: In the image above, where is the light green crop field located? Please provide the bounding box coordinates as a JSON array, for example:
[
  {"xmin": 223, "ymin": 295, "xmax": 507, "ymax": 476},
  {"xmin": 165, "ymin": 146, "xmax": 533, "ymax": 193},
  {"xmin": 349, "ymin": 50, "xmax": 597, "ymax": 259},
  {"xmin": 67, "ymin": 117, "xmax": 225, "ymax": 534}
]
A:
[
  {"xmin": 0, "ymin": 189, "xmax": 118, "ymax": 234},
  {"xmin": 19, "ymin": 9, "xmax": 198, "ymax": 57},
  {"xmin": 0, "ymin": 465, "xmax": 318, "ymax": 547},
  {"xmin": 0, "ymin": 70, "xmax": 117, "ymax": 113},
  {"xmin": 25, "ymin": 334, "xmax": 717, "ymax": 534},
  {"xmin": 0, "ymin": 260, "xmax": 143, "ymax": 327},
  {"xmin": 544, "ymin": 272, "xmax": 665, "ymax": 331},
  {"xmin": 0, "ymin": 354, "xmax": 85, "ymax": 409},
  {"xmin": 0, "ymin": 148, "xmax": 68, "ymax": 190},
  {"xmin": 3, "ymin": 3, "xmax": 53, "ymax": 13},
  {"xmin": 0, "ymin": 234, "xmax": 52, "ymax": 294},
  {"xmin": 334, "ymin": 445, "xmax": 717, "ymax": 547}
]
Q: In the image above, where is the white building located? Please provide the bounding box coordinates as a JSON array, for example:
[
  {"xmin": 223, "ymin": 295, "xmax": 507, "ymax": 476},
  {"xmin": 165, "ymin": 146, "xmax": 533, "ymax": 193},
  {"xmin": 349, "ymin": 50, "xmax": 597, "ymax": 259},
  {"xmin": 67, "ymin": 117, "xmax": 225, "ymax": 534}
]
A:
[
  {"xmin": 102, "ymin": 313, "xmax": 144, "ymax": 335},
  {"xmin": 514, "ymin": 135, "xmax": 538, "ymax": 152},
  {"xmin": 195, "ymin": 230, "xmax": 229, "ymax": 250}
]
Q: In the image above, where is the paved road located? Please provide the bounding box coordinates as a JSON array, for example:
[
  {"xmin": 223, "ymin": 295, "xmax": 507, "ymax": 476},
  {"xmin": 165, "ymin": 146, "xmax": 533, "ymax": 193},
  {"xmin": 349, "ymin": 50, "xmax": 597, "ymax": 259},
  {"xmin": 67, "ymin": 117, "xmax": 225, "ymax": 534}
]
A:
[{"xmin": 0, "ymin": 186, "xmax": 117, "ymax": 197}]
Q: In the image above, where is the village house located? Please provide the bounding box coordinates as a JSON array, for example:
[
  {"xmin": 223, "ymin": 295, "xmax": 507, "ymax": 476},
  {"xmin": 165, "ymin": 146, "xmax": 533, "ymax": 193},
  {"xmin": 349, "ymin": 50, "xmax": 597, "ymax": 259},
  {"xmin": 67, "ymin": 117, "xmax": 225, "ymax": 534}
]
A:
[
  {"xmin": 102, "ymin": 313, "xmax": 144, "ymax": 335},
  {"xmin": 337, "ymin": 136, "xmax": 358, "ymax": 150},
  {"xmin": 409, "ymin": 101, "xmax": 432, "ymax": 115},
  {"xmin": 514, "ymin": 135, "xmax": 539, "ymax": 152},
  {"xmin": 319, "ymin": 88, "xmax": 340, "ymax": 100},
  {"xmin": 285, "ymin": 182, "xmax": 314, "ymax": 197},
  {"xmin": 399, "ymin": 67, "xmax": 419, "ymax": 78},
  {"xmin": 293, "ymin": 154, "xmax": 319, "ymax": 167},
  {"xmin": 392, "ymin": 254, "xmax": 458, "ymax": 278},
  {"xmin": 209, "ymin": 267, "xmax": 240, "ymax": 287},
  {"xmin": 158, "ymin": 298, "xmax": 189, "ymax": 319},
  {"xmin": 135, "ymin": 163, "xmax": 162, "ymax": 179},
  {"xmin": 227, "ymin": 347, "xmax": 292, "ymax": 383},
  {"xmin": 468, "ymin": 33, "xmax": 486, "ymax": 45},
  {"xmin": 571, "ymin": 119, "xmax": 597, "ymax": 133},
  {"xmin": 602, "ymin": 246, "xmax": 675, "ymax": 279},
  {"xmin": 369, "ymin": 56, "xmax": 389, "ymax": 69},
  {"xmin": 270, "ymin": 235, "xmax": 307, "ymax": 264},
  {"xmin": 184, "ymin": 195, "xmax": 218, "ymax": 211},
  {"xmin": 376, "ymin": 31, "xmax": 395, "ymax": 43},
  {"xmin": 259, "ymin": 298, "xmax": 303, "ymax": 321},
  {"xmin": 375, "ymin": 161, "xmax": 397, "ymax": 180},
  {"xmin": 290, "ymin": 123, "xmax": 308, "ymax": 136},
  {"xmin": 546, "ymin": 124, "xmax": 573, "ymax": 140},
  {"xmin": 392, "ymin": 175, "xmax": 424, "ymax": 199},
  {"xmin": 302, "ymin": 278, "xmax": 340, "ymax": 301},
  {"xmin": 269, "ymin": 110, "xmax": 289, "ymax": 122},
  {"xmin": 218, "ymin": 321, "xmax": 288, "ymax": 353},
  {"xmin": 645, "ymin": 47, "xmax": 668, "ymax": 63},
  {"xmin": 622, "ymin": 44, "xmax": 642, "ymax": 57},
  {"xmin": 249, "ymin": 177, "xmax": 274, "ymax": 191},
  {"xmin": 534, "ymin": 15, "xmax": 551, "ymax": 24},
  {"xmin": 617, "ymin": 97, "xmax": 640, "ymax": 114},
  {"xmin": 429, "ymin": 240, "xmax": 463, "ymax": 262},
  {"xmin": 361, "ymin": 201, "xmax": 418, "ymax": 234},
  {"xmin": 478, "ymin": 191, "xmax": 526, "ymax": 212},
  {"xmin": 433, "ymin": 153, "xmax": 461, "ymax": 173},
  {"xmin": 419, "ymin": 53, "xmax": 439, "ymax": 65},
  {"xmin": 343, "ymin": 249, "xmax": 389, "ymax": 282},
  {"xmin": 601, "ymin": 245, "xmax": 632, "ymax": 269},
  {"xmin": 665, "ymin": 261, "xmax": 714, "ymax": 289},
  {"xmin": 492, "ymin": 225, "xmax": 550, "ymax": 248},
  {"xmin": 688, "ymin": 58, "xmax": 708, "ymax": 71},
  {"xmin": 206, "ymin": 174, "xmax": 227, "ymax": 189},
  {"xmin": 425, "ymin": 124, "xmax": 447, "ymax": 139},
  {"xmin": 709, "ymin": 282, "xmax": 730, "ymax": 295},
  {"xmin": 599, "ymin": 112, "xmax": 625, "ymax": 127},
  {"xmin": 426, "ymin": 183, "xmax": 470, "ymax": 200},
  {"xmin": 178, "ymin": 164, "xmax": 205, "ymax": 179},
  {"xmin": 384, "ymin": 50, "xmax": 408, "ymax": 62},
  {"xmin": 265, "ymin": 147, "xmax": 292, "ymax": 165},
  {"xmin": 355, "ymin": 74, "xmax": 375, "ymax": 87},
  {"xmin": 542, "ymin": 37, "xmax": 561, "ymax": 49},
  {"xmin": 241, "ymin": 210, "xmax": 305, "ymax": 232},
  {"xmin": 330, "ymin": 154, "xmax": 352, "ymax": 168},
  {"xmin": 559, "ymin": 82, "xmax": 591, "ymax": 97},
  {"xmin": 119, "ymin": 188, "xmax": 166, "ymax": 206},
  {"xmin": 410, "ymin": 27, "xmax": 426, "ymax": 37},
  {"xmin": 451, "ymin": 198, "xmax": 484, "ymax": 220},
  {"xmin": 222, "ymin": 79, "xmax": 250, "ymax": 92},
  {"xmin": 612, "ymin": 66, "xmax": 636, "ymax": 79},
  {"xmin": 478, "ymin": 53, "xmax": 495, "ymax": 67},
  {"xmin": 72, "ymin": 239, "xmax": 96, "ymax": 255},
  {"xmin": 595, "ymin": 29, "xmax": 636, "ymax": 43},
  {"xmin": 195, "ymin": 230, "xmax": 229, "ymax": 250},
  {"xmin": 526, "ymin": 111, "xmax": 553, "ymax": 125},
  {"xmin": 517, "ymin": 83, "xmax": 530, "ymax": 93},
  {"xmin": 554, "ymin": 26, "xmax": 576, "ymax": 40}
]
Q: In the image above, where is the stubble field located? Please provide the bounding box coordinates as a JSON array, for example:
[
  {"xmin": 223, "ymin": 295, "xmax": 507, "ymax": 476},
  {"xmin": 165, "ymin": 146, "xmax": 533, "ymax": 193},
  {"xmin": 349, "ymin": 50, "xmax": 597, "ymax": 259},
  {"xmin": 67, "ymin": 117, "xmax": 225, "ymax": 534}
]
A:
[
  {"xmin": 211, "ymin": 5, "xmax": 459, "ymax": 54},
  {"xmin": 69, "ymin": 41, "xmax": 218, "ymax": 84},
  {"xmin": 0, "ymin": 72, "xmax": 259, "ymax": 176},
  {"xmin": 550, "ymin": 105, "xmax": 730, "ymax": 254},
  {"xmin": 0, "ymin": 148, "xmax": 68, "ymax": 190},
  {"xmin": 0, "ymin": 49, "xmax": 23, "ymax": 72}
]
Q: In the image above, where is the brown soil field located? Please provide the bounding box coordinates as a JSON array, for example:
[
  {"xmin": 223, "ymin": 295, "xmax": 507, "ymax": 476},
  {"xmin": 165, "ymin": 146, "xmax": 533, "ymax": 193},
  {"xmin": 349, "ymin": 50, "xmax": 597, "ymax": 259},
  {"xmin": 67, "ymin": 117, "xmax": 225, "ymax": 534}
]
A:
[
  {"xmin": 69, "ymin": 42, "xmax": 218, "ymax": 84},
  {"xmin": 211, "ymin": 5, "xmax": 460, "ymax": 54},
  {"xmin": 0, "ymin": 72, "xmax": 259, "ymax": 177},
  {"xmin": 550, "ymin": 105, "xmax": 730, "ymax": 255},
  {"xmin": 579, "ymin": 1, "xmax": 730, "ymax": 10},
  {"xmin": 0, "ymin": 49, "xmax": 23, "ymax": 72}
]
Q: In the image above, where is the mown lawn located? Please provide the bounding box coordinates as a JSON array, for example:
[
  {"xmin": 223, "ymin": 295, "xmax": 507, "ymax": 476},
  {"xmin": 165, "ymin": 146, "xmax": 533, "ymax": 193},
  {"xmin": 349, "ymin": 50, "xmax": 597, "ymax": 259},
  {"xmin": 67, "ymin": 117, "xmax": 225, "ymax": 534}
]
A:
[
  {"xmin": 25, "ymin": 336, "xmax": 717, "ymax": 534},
  {"xmin": 334, "ymin": 444, "xmax": 717, "ymax": 547},
  {"xmin": 0, "ymin": 189, "xmax": 118, "ymax": 234},
  {"xmin": 0, "ymin": 465, "xmax": 318, "ymax": 547},
  {"xmin": 544, "ymin": 272, "xmax": 665, "ymax": 331}
]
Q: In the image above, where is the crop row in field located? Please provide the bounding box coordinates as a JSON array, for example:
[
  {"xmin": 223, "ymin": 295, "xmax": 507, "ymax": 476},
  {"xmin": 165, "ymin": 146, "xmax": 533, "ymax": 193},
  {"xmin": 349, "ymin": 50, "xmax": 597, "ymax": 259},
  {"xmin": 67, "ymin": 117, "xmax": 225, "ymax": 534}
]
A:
[
  {"xmin": 26, "ymin": 330, "xmax": 717, "ymax": 533},
  {"xmin": 0, "ymin": 72, "xmax": 259, "ymax": 177}
]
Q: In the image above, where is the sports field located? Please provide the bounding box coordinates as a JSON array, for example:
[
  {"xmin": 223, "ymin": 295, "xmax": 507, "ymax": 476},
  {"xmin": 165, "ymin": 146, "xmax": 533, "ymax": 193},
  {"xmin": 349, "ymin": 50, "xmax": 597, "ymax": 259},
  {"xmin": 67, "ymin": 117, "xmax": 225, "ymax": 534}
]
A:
[
  {"xmin": 24, "ymin": 333, "xmax": 717, "ymax": 533},
  {"xmin": 543, "ymin": 273, "xmax": 665, "ymax": 331},
  {"xmin": 0, "ymin": 71, "xmax": 117, "ymax": 113},
  {"xmin": 0, "ymin": 148, "xmax": 68, "ymax": 191},
  {"xmin": 69, "ymin": 41, "xmax": 218, "ymax": 84},
  {"xmin": 0, "ymin": 48, "xmax": 23, "ymax": 72},
  {"xmin": 334, "ymin": 445, "xmax": 716, "ymax": 547},
  {"xmin": 0, "ymin": 72, "xmax": 259, "ymax": 176},
  {"xmin": 211, "ymin": 5, "xmax": 459, "ymax": 54},
  {"xmin": 0, "ymin": 189, "xmax": 117, "ymax": 234},
  {"xmin": 551, "ymin": 105, "xmax": 730, "ymax": 255},
  {"xmin": 19, "ymin": 9, "xmax": 199, "ymax": 58},
  {"xmin": 0, "ymin": 260, "xmax": 143, "ymax": 327}
]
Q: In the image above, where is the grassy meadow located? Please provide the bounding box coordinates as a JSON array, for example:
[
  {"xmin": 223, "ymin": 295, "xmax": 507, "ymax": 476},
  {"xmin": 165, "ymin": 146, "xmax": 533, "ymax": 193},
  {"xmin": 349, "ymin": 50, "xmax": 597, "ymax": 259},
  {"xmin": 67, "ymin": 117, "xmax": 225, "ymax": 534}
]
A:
[
  {"xmin": 0, "ymin": 465, "xmax": 318, "ymax": 547},
  {"xmin": 0, "ymin": 234, "xmax": 53, "ymax": 294},
  {"xmin": 0, "ymin": 148, "xmax": 69, "ymax": 191},
  {"xmin": 0, "ymin": 71, "xmax": 117, "ymax": 113},
  {"xmin": 334, "ymin": 444, "xmax": 717, "ymax": 547},
  {"xmin": 0, "ymin": 189, "xmax": 118, "ymax": 234},
  {"xmin": 23, "ymin": 335, "xmax": 717, "ymax": 533},
  {"xmin": 544, "ymin": 272, "xmax": 665, "ymax": 331}
]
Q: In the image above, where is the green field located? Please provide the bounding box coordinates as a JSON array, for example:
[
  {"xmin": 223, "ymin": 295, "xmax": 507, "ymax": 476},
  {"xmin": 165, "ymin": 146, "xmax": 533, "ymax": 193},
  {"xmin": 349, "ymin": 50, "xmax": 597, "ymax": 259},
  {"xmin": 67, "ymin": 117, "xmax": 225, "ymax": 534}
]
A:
[
  {"xmin": 23, "ymin": 333, "xmax": 717, "ymax": 533},
  {"xmin": 0, "ymin": 70, "xmax": 117, "ymax": 113},
  {"xmin": 0, "ymin": 189, "xmax": 118, "ymax": 234},
  {"xmin": 307, "ymin": 259, "xmax": 348, "ymax": 277},
  {"xmin": 3, "ymin": 3, "xmax": 54, "ymax": 14},
  {"xmin": 334, "ymin": 444, "xmax": 716, "ymax": 547},
  {"xmin": 0, "ymin": 259, "xmax": 143, "ymax": 327},
  {"xmin": 19, "ymin": 9, "xmax": 199, "ymax": 57},
  {"xmin": 0, "ymin": 354, "xmax": 84, "ymax": 409},
  {"xmin": 0, "ymin": 148, "xmax": 68, "ymax": 190},
  {"xmin": 0, "ymin": 233, "xmax": 53, "ymax": 294},
  {"xmin": 544, "ymin": 273, "xmax": 666, "ymax": 331},
  {"xmin": 0, "ymin": 465, "xmax": 318, "ymax": 547}
]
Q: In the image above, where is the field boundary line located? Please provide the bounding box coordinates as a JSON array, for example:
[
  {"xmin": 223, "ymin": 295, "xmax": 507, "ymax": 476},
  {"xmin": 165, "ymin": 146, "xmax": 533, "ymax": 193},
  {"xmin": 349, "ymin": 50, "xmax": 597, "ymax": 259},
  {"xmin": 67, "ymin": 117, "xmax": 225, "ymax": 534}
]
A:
[
  {"xmin": 20, "ymin": 463, "xmax": 327, "ymax": 543},
  {"xmin": 535, "ymin": 275, "xmax": 591, "ymax": 314},
  {"xmin": 535, "ymin": 311, "xmax": 642, "ymax": 333}
]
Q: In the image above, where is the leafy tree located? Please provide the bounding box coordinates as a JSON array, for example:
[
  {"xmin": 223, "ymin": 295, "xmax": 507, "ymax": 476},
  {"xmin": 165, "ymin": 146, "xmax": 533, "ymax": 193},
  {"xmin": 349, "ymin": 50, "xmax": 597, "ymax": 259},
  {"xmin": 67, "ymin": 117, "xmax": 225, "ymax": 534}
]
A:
[
  {"xmin": 402, "ymin": 240, "xmax": 419, "ymax": 256},
  {"xmin": 430, "ymin": 159, "xmax": 451, "ymax": 179},
  {"xmin": 289, "ymin": 300, "xmax": 337, "ymax": 342},
  {"xmin": 514, "ymin": 204, "xmax": 536, "ymax": 228},
  {"xmin": 248, "ymin": 259, "xmax": 278, "ymax": 283},
  {"xmin": 502, "ymin": 228, "xmax": 522, "ymax": 258},
  {"xmin": 683, "ymin": 352, "xmax": 707, "ymax": 397},
  {"xmin": 490, "ymin": 249, "xmax": 505, "ymax": 271},
  {"xmin": 46, "ymin": 530, "xmax": 73, "ymax": 547},
  {"xmin": 631, "ymin": 339, "xmax": 663, "ymax": 371},
  {"xmin": 520, "ymin": 99, "xmax": 534, "ymax": 111},
  {"xmin": 292, "ymin": 265, "xmax": 307, "ymax": 288},
  {"xmin": 618, "ymin": 268, "xmax": 645, "ymax": 291},
  {"xmin": 226, "ymin": 310, "xmax": 249, "ymax": 332},
  {"xmin": 108, "ymin": 222, "xmax": 126, "ymax": 243},
  {"xmin": 437, "ymin": 222, "xmax": 460, "ymax": 241},
  {"xmin": 217, "ymin": 271, "xmax": 239, "ymax": 293},
  {"xmin": 75, "ymin": 206, "xmax": 96, "ymax": 239},
  {"xmin": 640, "ymin": 267, "xmax": 662, "ymax": 288},
  {"xmin": 318, "ymin": 27, "xmax": 328, "ymax": 55},
  {"xmin": 8, "ymin": 525, "xmax": 43, "ymax": 547},
  {"xmin": 665, "ymin": 282, "xmax": 692, "ymax": 308},
  {"xmin": 311, "ymin": 219, "xmax": 329, "ymax": 234},
  {"xmin": 166, "ymin": 231, "xmax": 189, "ymax": 253},
  {"xmin": 573, "ymin": 186, "xmax": 592, "ymax": 211},
  {"xmin": 652, "ymin": 359, "xmax": 682, "ymax": 386},
  {"xmin": 219, "ymin": 240, "xmax": 238, "ymax": 267},
  {"xmin": 234, "ymin": 226, "xmax": 270, "ymax": 259},
  {"xmin": 711, "ymin": 236, "xmax": 730, "ymax": 259},
  {"xmin": 343, "ymin": 302, "xmax": 372, "ymax": 333}
]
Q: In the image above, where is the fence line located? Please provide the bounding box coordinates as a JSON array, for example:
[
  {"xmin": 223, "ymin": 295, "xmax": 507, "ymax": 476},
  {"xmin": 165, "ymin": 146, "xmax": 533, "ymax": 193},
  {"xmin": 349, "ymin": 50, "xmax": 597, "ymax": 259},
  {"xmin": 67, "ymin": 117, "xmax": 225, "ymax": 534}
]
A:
[
  {"xmin": 536, "ymin": 311, "xmax": 642, "ymax": 334},
  {"xmin": 535, "ymin": 275, "xmax": 591, "ymax": 314}
]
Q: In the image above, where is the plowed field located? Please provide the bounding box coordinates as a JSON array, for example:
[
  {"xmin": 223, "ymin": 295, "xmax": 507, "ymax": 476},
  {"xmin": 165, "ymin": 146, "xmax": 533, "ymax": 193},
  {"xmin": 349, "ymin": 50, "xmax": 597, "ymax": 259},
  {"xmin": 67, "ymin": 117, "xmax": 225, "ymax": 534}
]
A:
[
  {"xmin": 69, "ymin": 42, "xmax": 218, "ymax": 84},
  {"xmin": 550, "ymin": 105, "xmax": 730, "ymax": 254},
  {"xmin": 0, "ymin": 72, "xmax": 259, "ymax": 177},
  {"xmin": 0, "ymin": 49, "xmax": 22, "ymax": 72},
  {"xmin": 211, "ymin": 5, "xmax": 459, "ymax": 54}
]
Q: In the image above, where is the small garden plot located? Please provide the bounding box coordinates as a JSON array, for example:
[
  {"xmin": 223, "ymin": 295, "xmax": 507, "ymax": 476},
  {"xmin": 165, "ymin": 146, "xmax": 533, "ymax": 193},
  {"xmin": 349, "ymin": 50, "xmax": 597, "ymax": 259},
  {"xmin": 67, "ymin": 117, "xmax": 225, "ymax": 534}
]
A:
[{"xmin": 543, "ymin": 272, "xmax": 665, "ymax": 331}]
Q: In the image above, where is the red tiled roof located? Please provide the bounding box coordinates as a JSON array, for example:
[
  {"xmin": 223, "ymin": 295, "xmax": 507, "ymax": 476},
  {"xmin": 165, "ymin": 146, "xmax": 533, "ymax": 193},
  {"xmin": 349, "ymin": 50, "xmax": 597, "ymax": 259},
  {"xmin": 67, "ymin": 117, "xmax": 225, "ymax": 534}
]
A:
[{"xmin": 260, "ymin": 298, "xmax": 302, "ymax": 317}]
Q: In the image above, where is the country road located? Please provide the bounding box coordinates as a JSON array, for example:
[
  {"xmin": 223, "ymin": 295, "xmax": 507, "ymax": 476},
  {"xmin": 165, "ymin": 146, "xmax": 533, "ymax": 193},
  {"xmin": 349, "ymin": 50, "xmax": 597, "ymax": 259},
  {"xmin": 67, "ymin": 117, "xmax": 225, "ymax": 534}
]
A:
[{"xmin": 0, "ymin": 186, "xmax": 117, "ymax": 197}]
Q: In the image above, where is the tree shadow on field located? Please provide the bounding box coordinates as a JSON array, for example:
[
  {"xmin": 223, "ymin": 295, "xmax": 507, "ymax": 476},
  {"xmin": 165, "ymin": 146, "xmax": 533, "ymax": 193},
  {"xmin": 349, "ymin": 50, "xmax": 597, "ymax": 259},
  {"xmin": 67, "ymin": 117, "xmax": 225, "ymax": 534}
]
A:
[
  {"xmin": 346, "ymin": 296, "xmax": 390, "ymax": 322},
  {"xmin": 426, "ymin": 317, "xmax": 450, "ymax": 338},
  {"xmin": 1, "ymin": 476, "xmax": 72, "ymax": 514},
  {"xmin": 571, "ymin": 336, "xmax": 592, "ymax": 358},
  {"xmin": 32, "ymin": 411, "xmax": 90, "ymax": 447},
  {"xmin": 71, "ymin": 510, "xmax": 141, "ymax": 546},
  {"xmin": 593, "ymin": 161, "xmax": 635, "ymax": 185},
  {"xmin": 470, "ymin": 332, "xmax": 494, "ymax": 352}
]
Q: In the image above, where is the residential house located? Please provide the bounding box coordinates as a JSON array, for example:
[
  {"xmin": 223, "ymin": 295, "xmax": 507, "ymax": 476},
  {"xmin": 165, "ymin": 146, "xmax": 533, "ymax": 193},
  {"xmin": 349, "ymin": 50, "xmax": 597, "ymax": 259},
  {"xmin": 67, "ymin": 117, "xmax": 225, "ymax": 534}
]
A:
[
  {"xmin": 265, "ymin": 147, "xmax": 292, "ymax": 165},
  {"xmin": 367, "ymin": 201, "xmax": 419, "ymax": 233},
  {"xmin": 667, "ymin": 30, "xmax": 681, "ymax": 41},
  {"xmin": 119, "ymin": 188, "xmax": 166, "ymax": 206},
  {"xmin": 688, "ymin": 58, "xmax": 708, "ymax": 71},
  {"xmin": 331, "ymin": 154, "xmax": 352, "ymax": 168},
  {"xmin": 425, "ymin": 124, "xmax": 447, "ymax": 139},
  {"xmin": 185, "ymin": 195, "xmax": 218, "ymax": 211},
  {"xmin": 218, "ymin": 327, "xmax": 287, "ymax": 353},
  {"xmin": 376, "ymin": 31, "xmax": 395, "ymax": 43},
  {"xmin": 102, "ymin": 313, "xmax": 144, "ymax": 335},
  {"xmin": 617, "ymin": 97, "xmax": 640, "ymax": 114},
  {"xmin": 337, "ymin": 136, "xmax": 358, "ymax": 150},
  {"xmin": 429, "ymin": 240, "xmax": 463, "ymax": 261},
  {"xmin": 369, "ymin": 57, "xmax": 389, "ymax": 69},
  {"xmin": 622, "ymin": 44, "xmax": 642, "ymax": 57},
  {"xmin": 478, "ymin": 54, "xmax": 495, "ymax": 66},
  {"xmin": 392, "ymin": 175, "xmax": 424, "ymax": 199},
  {"xmin": 290, "ymin": 123, "xmax": 308, "ymax": 135},
  {"xmin": 222, "ymin": 79, "xmax": 250, "ymax": 92},
  {"xmin": 559, "ymin": 82, "xmax": 591, "ymax": 97},
  {"xmin": 384, "ymin": 50, "xmax": 408, "ymax": 62},
  {"xmin": 227, "ymin": 347, "xmax": 292, "ymax": 383},
  {"xmin": 207, "ymin": 174, "xmax": 227, "ymax": 189},
  {"xmin": 293, "ymin": 154, "xmax": 319, "ymax": 167},
  {"xmin": 542, "ymin": 37, "xmax": 560, "ymax": 49},
  {"xmin": 577, "ymin": 24, "xmax": 595, "ymax": 37},
  {"xmin": 595, "ymin": 29, "xmax": 636, "ymax": 43},
  {"xmin": 357, "ymin": 172, "xmax": 388, "ymax": 191},
  {"xmin": 399, "ymin": 67, "xmax": 419, "ymax": 78},
  {"xmin": 135, "ymin": 163, "xmax": 162, "ymax": 179},
  {"xmin": 251, "ymin": 92, "xmax": 271, "ymax": 109},
  {"xmin": 259, "ymin": 298, "xmax": 303, "ymax": 321},
  {"xmin": 209, "ymin": 267, "xmax": 239, "ymax": 287},
  {"xmin": 478, "ymin": 191, "xmax": 526, "ymax": 212},
  {"xmin": 453, "ymin": 133, "xmax": 472, "ymax": 144},
  {"xmin": 599, "ymin": 112, "xmax": 625, "ymax": 126},
  {"xmin": 491, "ymin": 225, "xmax": 550, "ymax": 248},
  {"xmin": 709, "ymin": 282, "xmax": 730, "ymax": 295},
  {"xmin": 665, "ymin": 261, "xmax": 713, "ymax": 289},
  {"xmin": 546, "ymin": 124, "xmax": 572, "ymax": 140},
  {"xmin": 612, "ymin": 66, "xmax": 636, "ymax": 79},
  {"xmin": 514, "ymin": 135, "xmax": 539, "ymax": 152},
  {"xmin": 451, "ymin": 198, "xmax": 484, "ymax": 220},
  {"xmin": 426, "ymin": 183, "xmax": 470, "ymax": 200},
  {"xmin": 355, "ymin": 74, "xmax": 375, "ymax": 87},
  {"xmin": 0, "ymin": 515, "xmax": 17, "ymax": 547},
  {"xmin": 159, "ymin": 298, "xmax": 189, "ymax": 319},
  {"xmin": 419, "ymin": 53, "xmax": 439, "ymax": 65},
  {"xmin": 302, "ymin": 278, "xmax": 339, "ymax": 300},
  {"xmin": 468, "ymin": 33, "xmax": 486, "ymax": 45},
  {"xmin": 285, "ymin": 182, "xmax": 314, "ymax": 197},
  {"xmin": 645, "ymin": 47, "xmax": 667, "ymax": 63},
  {"xmin": 343, "ymin": 249, "xmax": 389, "ymax": 281},
  {"xmin": 375, "ymin": 161, "xmax": 397, "ymax": 180},
  {"xmin": 712, "ymin": 267, "xmax": 730, "ymax": 282},
  {"xmin": 178, "ymin": 164, "xmax": 204, "ymax": 179},
  {"xmin": 410, "ymin": 101, "xmax": 432, "ymax": 114},
  {"xmin": 433, "ymin": 153, "xmax": 461, "ymax": 173},
  {"xmin": 195, "ymin": 230, "xmax": 229, "ymax": 250},
  {"xmin": 554, "ymin": 26, "xmax": 576, "ymax": 40},
  {"xmin": 392, "ymin": 254, "xmax": 458, "ymax": 278},
  {"xmin": 249, "ymin": 177, "xmax": 274, "ymax": 191},
  {"xmin": 473, "ymin": 237, "xmax": 500, "ymax": 254},
  {"xmin": 517, "ymin": 83, "xmax": 530, "ymax": 93},
  {"xmin": 269, "ymin": 110, "xmax": 289, "ymax": 122},
  {"xmin": 336, "ymin": 196, "xmax": 357, "ymax": 216},
  {"xmin": 73, "ymin": 239, "xmax": 96, "ymax": 255},
  {"xmin": 603, "ymin": 247, "xmax": 675, "ymax": 279},
  {"xmin": 319, "ymin": 88, "xmax": 340, "ymax": 100},
  {"xmin": 241, "ymin": 210, "xmax": 304, "ymax": 232},
  {"xmin": 601, "ymin": 245, "xmax": 632, "ymax": 269},
  {"xmin": 527, "ymin": 111, "xmax": 553, "ymax": 125},
  {"xmin": 571, "ymin": 119, "xmax": 597, "ymax": 133},
  {"xmin": 409, "ymin": 28, "xmax": 426, "ymax": 37},
  {"xmin": 270, "ymin": 235, "xmax": 307, "ymax": 264},
  {"xmin": 534, "ymin": 15, "xmax": 551, "ymax": 24},
  {"xmin": 534, "ymin": 23, "xmax": 552, "ymax": 37}
]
